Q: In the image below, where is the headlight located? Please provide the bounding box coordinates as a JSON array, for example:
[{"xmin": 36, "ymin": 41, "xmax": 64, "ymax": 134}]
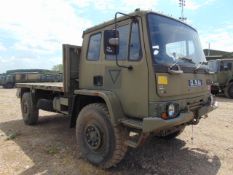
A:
[{"xmin": 167, "ymin": 103, "xmax": 176, "ymax": 118}]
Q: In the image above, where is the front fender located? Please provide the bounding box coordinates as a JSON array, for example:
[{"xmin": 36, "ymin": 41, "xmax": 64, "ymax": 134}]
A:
[{"xmin": 74, "ymin": 89, "xmax": 125, "ymax": 126}]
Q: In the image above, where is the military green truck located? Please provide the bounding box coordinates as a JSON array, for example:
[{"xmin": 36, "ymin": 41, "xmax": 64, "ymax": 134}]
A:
[
  {"xmin": 1, "ymin": 69, "xmax": 49, "ymax": 88},
  {"xmin": 40, "ymin": 72, "xmax": 63, "ymax": 82},
  {"xmin": 16, "ymin": 10, "xmax": 217, "ymax": 168},
  {"xmin": 2, "ymin": 74, "xmax": 15, "ymax": 88},
  {"xmin": 0, "ymin": 74, "xmax": 6, "ymax": 86},
  {"xmin": 1, "ymin": 69, "xmax": 62, "ymax": 88},
  {"xmin": 208, "ymin": 58, "xmax": 233, "ymax": 98}
]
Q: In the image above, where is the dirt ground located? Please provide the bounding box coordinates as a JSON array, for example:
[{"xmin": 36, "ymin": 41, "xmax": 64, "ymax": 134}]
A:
[{"xmin": 0, "ymin": 88, "xmax": 233, "ymax": 175}]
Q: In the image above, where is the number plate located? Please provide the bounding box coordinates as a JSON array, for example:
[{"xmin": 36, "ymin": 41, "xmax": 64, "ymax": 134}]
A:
[{"xmin": 189, "ymin": 79, "xmax": 202, "ymax": 87}]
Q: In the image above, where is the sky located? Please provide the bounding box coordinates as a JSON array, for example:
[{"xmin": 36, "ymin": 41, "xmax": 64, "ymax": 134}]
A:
[{"xmin": 0, "ymin": 0, "xmax": 233, "ymax": 73}]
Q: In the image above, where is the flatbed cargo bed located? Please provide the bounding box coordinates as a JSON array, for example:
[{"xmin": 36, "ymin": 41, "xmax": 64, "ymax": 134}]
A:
[{"xmin": 16, "ymin": 82, "xmax": 64, "ymax": 92}]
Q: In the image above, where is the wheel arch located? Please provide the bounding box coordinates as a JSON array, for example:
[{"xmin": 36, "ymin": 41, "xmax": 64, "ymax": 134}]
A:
[
  {"xmin": 17, "ymin": 87, "xmax": 31, "ymax": 99},
  {"xmin": 228, "ymin": 79, "xmax": 233, "ymax": 84},
  {"xmin": 70, "ymin": 90, "xmax": 126, "ymax": 127}
]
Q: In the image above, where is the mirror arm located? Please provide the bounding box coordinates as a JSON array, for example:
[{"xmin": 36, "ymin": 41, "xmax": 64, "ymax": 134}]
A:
[{"xmin": 114, "ymin": 12, "xmax": 135, "ymax": 71}]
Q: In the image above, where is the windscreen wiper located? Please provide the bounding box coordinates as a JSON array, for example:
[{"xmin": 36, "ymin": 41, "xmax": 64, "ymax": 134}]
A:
[
  {"xmin": 194, "ymin": 61, "xmax": 210, "ymax": 73},
  {"xmin": 168, "ymin": 56, "xmax": 194, "ymax": 74},
  {"xmin": 178, "ymin": 56, "xmax": 196, "ymax": 64},
  {"xmin": 168, "ymin": 58, "xmax": 184, "ymax": 74},
  {"xmin": 170, "ymin": 56, "xmax": 195, "ymax": 68},
  {"xmin": 200, "ymin": 61, "xmax": 208, "ymax": 65}
]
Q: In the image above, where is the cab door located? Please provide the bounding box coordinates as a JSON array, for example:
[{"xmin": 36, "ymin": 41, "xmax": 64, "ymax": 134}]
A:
[
  {"xmin": 218, "ymin": 61, "xmax": 232, "ymax": 85},
  {"xmin": 103, "ymin": 19, "xmax": 149, "ymax": 118}
]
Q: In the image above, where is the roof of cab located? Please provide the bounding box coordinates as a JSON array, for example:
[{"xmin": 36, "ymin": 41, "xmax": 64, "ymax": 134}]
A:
[
  {"xmin": 82, "ymin": 9, "xmax": 196, "ymax": 36},
  {"xmin": 217, "ymin": 58, "xmax": 233, "ymax": 61},
  {"xmin": 209, "ymin": 58, "xmax": 233, "ymax": 62}
]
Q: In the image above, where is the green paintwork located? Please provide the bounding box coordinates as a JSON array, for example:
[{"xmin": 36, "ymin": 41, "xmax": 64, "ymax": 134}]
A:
[
  {"xmin": 74, "ymin": 89, "xmax": 125, "ymax": 126},
  {"xmin": 79, "ymin": 10, "xmax": 214, "ymax": 124},
  {"xmin": 0, "ymin": 74, "xmax": 6, "ymax": 85},
  {"xmin": 16, "ymin": 10, "xmax": 216, "ymax": 135},
  {"xmin": 143, "ymin": 112, "xmax": 194, "ymax": 133},
  {"xmin": 209, "ymin": 58, "xmax": 233, "ymax": 95},
  {"xmin": 143, "ymin": 103, "xmax": 216, "ymax": 133}
]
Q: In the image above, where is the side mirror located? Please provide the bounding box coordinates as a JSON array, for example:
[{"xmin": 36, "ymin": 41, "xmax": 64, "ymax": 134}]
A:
[
  {"xmin": 108, "ymin": 38, "xmax": 119, "ymax": 46},
  {"xmin": 104, "ymin": 30, "xmax": 119, "ymax": 55}
]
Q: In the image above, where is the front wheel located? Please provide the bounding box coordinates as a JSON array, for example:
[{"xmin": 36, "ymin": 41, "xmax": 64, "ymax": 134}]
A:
[
  {"xmin": 225, "ymin": 83, "xmax": 233, "ymax": 99},
  {"xmin": 76, "ymin": 103, "xmax": 128, "ymax": 168}
]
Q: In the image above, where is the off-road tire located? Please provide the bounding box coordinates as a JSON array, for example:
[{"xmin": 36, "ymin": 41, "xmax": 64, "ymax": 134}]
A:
[
  {"xmin": 225, "ymin": 83, "xmax": 233, "ymax": 99},
  {"xmin": 159, "ymin": 126, "xmax": 185, "ymax": 140},
  {"xmin": 21, "ymin": 92, "xmax": 38, "ymax": 125},
  {"xmin": 76, "ymin": 103, "xmax": 128, "ymax": 168}
]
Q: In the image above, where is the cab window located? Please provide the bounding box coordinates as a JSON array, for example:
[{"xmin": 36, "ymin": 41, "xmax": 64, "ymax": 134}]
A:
[
  {"xmin": 87, "ymin": 33, "xmax": 102, "ymax": 61},
  {"xmin": 106, "ymin": 24, "xmax": 130, "ymax": 60},
  {"xmin": 129, "ymin": 22, "xmax": 141, "ymax": 60},
  {"xmin": 220, "ymin": 61, "xmax": 232, "ymax": 71},
  {"xmin": 166, "ymin": 40, "xmax": 195, "ymax": 59}
]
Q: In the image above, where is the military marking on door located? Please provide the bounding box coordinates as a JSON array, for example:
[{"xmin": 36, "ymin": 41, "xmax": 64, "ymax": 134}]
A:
[{"xmin": 109, "ymin": 70, "xmax": 120, "ymax": 84}]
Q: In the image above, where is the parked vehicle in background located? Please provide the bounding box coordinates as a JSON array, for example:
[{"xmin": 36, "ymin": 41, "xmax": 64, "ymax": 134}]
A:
[
  {"xmin": 3, "ymin": 74, "xmax": 15, "ymax": 88},
  {"xmin": 16, "ymin": 10, "xmax": 217, "ymax": 168},
  {"xmin": 208, "ymin": 58, "xmax": 233, "ymax": 98},
  {"xmin": 0, "ymin": 69, "xmax": 63, "ymax": 88},
  {"xmin": 40, "ymin": 73, "xmax": 63, "ymax": 82},
  {"xmin": 0, "ymin": 74, "xmax": 6, "ymax": 86}
]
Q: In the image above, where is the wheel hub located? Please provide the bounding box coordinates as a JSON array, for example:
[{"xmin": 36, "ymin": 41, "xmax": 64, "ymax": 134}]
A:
[{"xmin": 85, "ymin": 124, "xmax": 102, "ymax": 150}]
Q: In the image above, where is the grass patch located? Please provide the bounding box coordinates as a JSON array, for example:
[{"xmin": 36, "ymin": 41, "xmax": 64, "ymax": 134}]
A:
[
  {"xmin": 5, "ymin": 130, "xmax": 20, "ymax": 140},
  {"xmin": 45, "ymin": 145, "xmax": 60, "ymax": 155}
]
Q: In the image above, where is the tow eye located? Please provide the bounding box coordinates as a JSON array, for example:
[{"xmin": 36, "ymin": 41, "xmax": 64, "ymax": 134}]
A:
[{"xmin": 191, "ymin": 118, "xmax": 199, "ymax": 125}]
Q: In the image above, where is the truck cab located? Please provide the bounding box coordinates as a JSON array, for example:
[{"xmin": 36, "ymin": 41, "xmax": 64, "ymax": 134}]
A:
[
  {"xmin": 3, "ymin": 74, "xmax": 15, "ymax": 88},
  {"xmin": 16, "ymin": 10, "xmax": 217, "ymax": 168},
  {"xmin": 0, "ymin": 74, "xmax": 6, "ymax": 86},
  {"xmin": 80, "ymin": 10, "xmax": 215, "ymax": 125},
  {"xmin": 208, "ymin": 58, "xmax": 233, "ymax": 98}
]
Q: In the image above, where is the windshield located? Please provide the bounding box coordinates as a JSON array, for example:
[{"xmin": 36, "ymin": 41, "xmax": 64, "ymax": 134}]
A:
[
  {"xmin": 147, "ymin": 14, "xmax": 206, "ymax": 66},
  {"xmin": 208, "ymin": 60, "xmax": 218, "ymax": 72}
]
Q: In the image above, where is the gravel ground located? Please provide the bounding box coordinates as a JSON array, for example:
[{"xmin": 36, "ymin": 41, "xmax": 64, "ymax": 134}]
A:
[{"xmin": 0, "ymin": 88, "xmax": 233, "ymax": 175}]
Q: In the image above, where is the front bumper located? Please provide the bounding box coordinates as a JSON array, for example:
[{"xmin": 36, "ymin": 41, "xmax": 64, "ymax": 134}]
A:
[{"xmin": 142, "ymin": 100, "xmax": 217, "ymax": 133}]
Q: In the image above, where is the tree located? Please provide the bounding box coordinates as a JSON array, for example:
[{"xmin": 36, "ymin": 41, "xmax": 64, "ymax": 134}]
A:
[{"xmin": 52, "ymin": 64, "xmax": 63, "ymax": 73}]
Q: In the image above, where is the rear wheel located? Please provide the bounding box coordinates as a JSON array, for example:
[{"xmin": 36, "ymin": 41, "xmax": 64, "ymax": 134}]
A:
[
  {"xmin": 21, "ymin": 92, "xmax": 38, "ymax": 125},
  {"xmin": 76, "ymin": 103, "xmax": 128, "ymax": 168}
]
